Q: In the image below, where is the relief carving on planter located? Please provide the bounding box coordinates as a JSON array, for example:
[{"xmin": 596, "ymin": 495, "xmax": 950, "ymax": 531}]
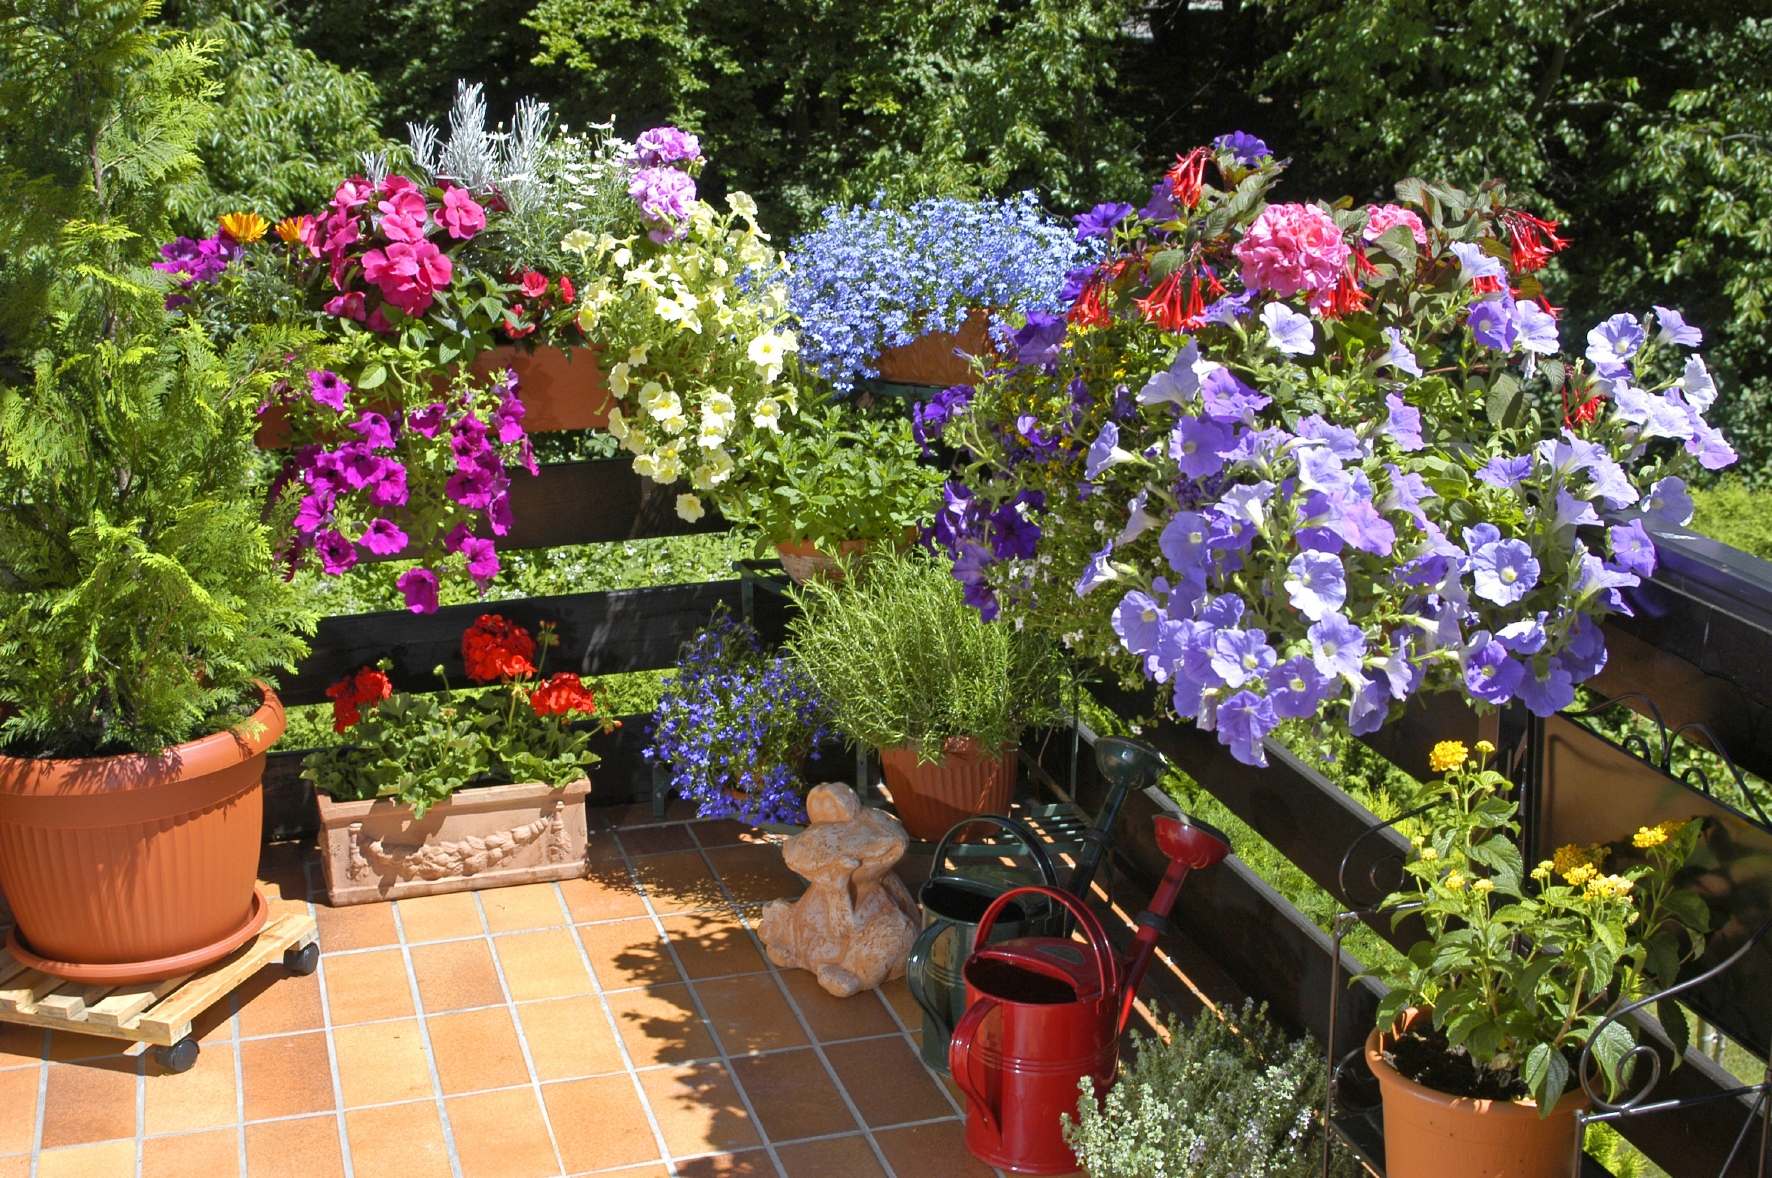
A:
[{"xmin": 346, "ymin": 800, "xmax": 571, "ymax": 882}]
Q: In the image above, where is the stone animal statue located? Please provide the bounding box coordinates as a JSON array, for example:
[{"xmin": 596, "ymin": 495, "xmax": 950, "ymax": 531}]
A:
[{"xmin": 758, "ymin": 782, "xmax": 920, "ymax": 997}]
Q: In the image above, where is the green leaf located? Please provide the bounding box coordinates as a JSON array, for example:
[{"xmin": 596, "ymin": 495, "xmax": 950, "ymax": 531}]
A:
[
  {"xmin": 1485, "ymin": 373, "xmax": 1524, "ymax": 428},
  {"xmin": 1147, "ymin": 249, "xmax": 1189, "ymax": 282},
  {"xmin": 357, "ymin": 363, "xmax": 387, "ymax": 390},
  {"xmin": 1523, "ymin": 1042, "xmax": 1570, "ymax": 1115},
  {"xmin": 1658, "ymin": 997, "xmax": 1691, "ymax": 1066}
]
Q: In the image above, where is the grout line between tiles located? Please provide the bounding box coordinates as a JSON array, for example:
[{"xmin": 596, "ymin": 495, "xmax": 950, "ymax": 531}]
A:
[
  {"xmin": 553, "ymin": 874, "xmax": 680, "ymax": 1178},
  {"xmin": 28, "ymin": 1028, "xmax": 46, "ymax": 1178},
  {"xmin": 470, "ymin": 888, "xmax": 568, "ymax": 1177},
  {"xmin": 385, "ymin": 901, "xmax": 463, "ymax": 1178},
  {"xmin": 684, "ymin": 840, "xmax": 900, "ymax": 1178},
  {"xmin": 133, "ymin": 1029, "xmax": 144, "ymax": 1178},
  {"xmin": 616, "ymin": 838, "xmax": 790, "ymax": 1178},
  {"xmin": 310, "ymin": 901, "xmax": 359, "ymax": 1178},
  {"xmin": 231, "ymin": 985, "xmax": 249, "ymax": 1178}
]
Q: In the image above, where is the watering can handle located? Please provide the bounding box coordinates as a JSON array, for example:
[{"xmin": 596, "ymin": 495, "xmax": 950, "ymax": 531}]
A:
[
  {"xmin": 905, "ymin": 919, "xmax": 954, "ymax": 1038},
  {"xmin": 948, "ymin": 995, "xmax": 1002, "ymax": 1141},
  {"xmin": 928, "ymin": 814, "xmax": 1060, "ymax": 888},
  {"xmin": 973, "ymin": 885, "xmax": 1119, "ymax": 1003}
]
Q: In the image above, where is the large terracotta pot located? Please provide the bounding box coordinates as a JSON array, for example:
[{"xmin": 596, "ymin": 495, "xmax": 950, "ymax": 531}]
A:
[
  {"xmin": 874, "ymin": 310, "xmax": 992, "ymax": 388},
  {"xmin": 774, "ymin": 539, "xmax": 870, "ymax": 585},
  {"xmin": 0, "ymin": 690, "xmax": 285, "ymax": 984},
  {"xmin": 879, "ymin": 738, "xmax": 1018, "ymax": 841},
  {"xmin": 1366, "ymin": 1009, "xmax": 1589, "ymax": 1178}
]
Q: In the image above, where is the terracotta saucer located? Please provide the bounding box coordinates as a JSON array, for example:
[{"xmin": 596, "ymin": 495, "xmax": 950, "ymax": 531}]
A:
[{"xmin": 7, "ymin": 886, "xmax": 270, "ymax": 984}]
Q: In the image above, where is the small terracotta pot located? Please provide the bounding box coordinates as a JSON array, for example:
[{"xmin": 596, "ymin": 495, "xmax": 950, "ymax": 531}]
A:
[
  {"xmin": 879, "ymin": 738, "xmax": 1018, "ymax": 841},
  {"xmin": 1366, "ymin": 1009, "xmax": 1589, "ymax": 1178},
  {"xmin": 775, "ymin": 539, "xmax": 870, "ymax": 585},
  {"xmin": 0, "ymin": 689, "xmax": 286, "ymax": 983},
  {"xmin": 874, "ymin": 310, "xmax": 992, "ymax": 388}
]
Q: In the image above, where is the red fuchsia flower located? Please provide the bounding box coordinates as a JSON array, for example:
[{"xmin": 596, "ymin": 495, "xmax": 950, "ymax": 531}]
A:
[
  {"xmin": 326, "ymin": 667, "xmax": 393, "ymax": 732},
  {"xmin": 323, "ymin": 291, "xmax": 366, "ymax": 322},
  {"xmin": 1362, "ymin": 204, "xmax": 1427, "ymax": 247},
  {"xmin": 1234, "ymin": 203, "xmax": 1350, "ymax": 302},
  {"xmin": 1165, "ymin": 147, "xmax": 1212, "ymax": 210},
  {"xmin": 396, "ymin": 567, "xmax": 439, "ymax": 614},
  {"xmin": 462, "ymin": 614, "xmax": 537, "ymax": 682},
  {"xmin": 1136, "ymin": 269, "xmax": 1209, "ymax": 333},
  {"xmin": 1499, "ymin": 209, "xmax": 1568, "ymax": 273},
  {"xmin": 558, "ymin": 274, "xmax": 575, "ymax": 302},
  {"xmin": 1315, "ymin": 250, "xmax": 1379, "ymax": 319},
  {"xmin": 529, "ymin": 672, "xmax": 597, "ymax": 717},
  {"xmin": 435, "ymin": 185, "xmax": 486, "ymax": 240},
  {"xmin": 1067, "ymin": 273, "xmax": 1111, "ymax": 328},
  {"xmin": 519, "ymin": 271, "xmax": 549, "ymax": 299}
]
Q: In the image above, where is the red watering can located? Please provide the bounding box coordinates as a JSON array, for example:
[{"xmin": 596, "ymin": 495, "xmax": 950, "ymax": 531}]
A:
[{"xmin": 948, "ymin": 811, "xmax": 1232, "ymax": 1175}]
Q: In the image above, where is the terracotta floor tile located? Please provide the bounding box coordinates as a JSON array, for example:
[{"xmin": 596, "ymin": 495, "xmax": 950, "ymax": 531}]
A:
[
  {"xmin": 331, "ymin": 1019, "xmax": 433, "ymax": 1108},
  {"xmin": 479, "ymin": 882, "xmax": 570, "ymax": 933},
  {"xmin": 258, "ymin": 842, "xmax": 313, "ymax": 901},
  {"xmin": 313, "ymin": 902, "xmax": 399, "ymax": 953},
  {"xmin": 35, "ymin": 1139, "xmax": 134, "ymax": 1178},
  {"xmin": 776, "ymin": 1135, "xmax": 889, "ymax": 1178},
  {"xmin": 491, "ymin": 928, "xmax": 594, "ymax": 1002},
  {"xmin": 583, "ymin": 1167, "xmax": 669, "ymax": 1178},
  {"xmin": 0, "ymin": 1157, "xmax": 25, "ymax": 1178},
  {"xmin": 243, "ymin": 1114, "xmax": 345, "ymax": 1178},
  {"xmin": 695, "ymin": 973, "xmax": 808, "ymax": 1055},
  {"xmin": 517, "ymin": 996, "xmax": 626, "ymax": 1080},
  {"xmin": 775, "ymin": 970, "xmax": 899, "ymax": 1043},
  {"xmin": 396, "ymin": 890, "xmax": 486, "ymax": 943},
  {"xmin": 585, "ymin": 830, "xmax": 625, "ymax": 863},
  {"xmin": 559, "ymin": 864, "xmax": 648, "ymax": 922},
  {"xmin": 0, "ymin": 1066, "xmax": 37, "ymax": 1153},
  {"xmin": 690, "ymin": 820, "xmax": 779, "ymax": 850},
  {"xmin": 544, "ymin": 1074, "xmax": 660, "ymax": 1172},
  {"xmin": 702, "ymin": 845, "xmax": 804, "ymax": 906},
  {"xmin": 235, "ymin": 966, "xmax": 326, "ymax": 1038},
  {"xmin": 0, "ymin": 1023, "xmax": 43, "ymax": 1068},
  {"xmin": 427, "ymin": 1007, "xmax": 530, "ymax": 1095},
  {"xmin": 142, "ymin": 1128, "xmax": 239, "ymax": 1178},
  {"xmin": 143, "ymin": 1032, "xmax": 237, "ymax": 1136},
  {"xmin": 240, "ymin": 1032, "xmax": 336, "ymax": 1121},
  {"xmin": 619, "ymin": 824, "xmax": 697, "ymax": 857},
  {"xmin": 729, "ymin": 1048, "xmax": 857, "ymax": 1141},
  {"xmin": 38, "ymin": 1057, "xmax": 136, "ymax": 1149},
  {"xmin": 636, "ymin": 1062, "xmax": 761, "ymax": 1158},
  {"xmin": 445, "ymin": 1087, "xmax": 561, "ymax": 1178},
  {"xmin": 873, "ymin": 1120, "xmax": 994, "ymax": 1177},
  {"xmin": 823, "ymin": 1036, "xmax": 954, "ymax": 1129},
  {"xmin": 410, "ymin": 937, "xmax": 507, "ymax": 1012},
  {"xmin": 345, "ymin": 1100, "xmax": 453, "ymax": 1178},
  {"xmin": 632, "ymin": 852, "xmax": 726, "ymax": 914},
  {"xmin": 876, "ymin": 977, "xmax": 922, "ymax": 1031},
  {"xmin": 661, "ymin": 911, "xmax": 766, "ymax": 981},
  {"xmin": 320, "ymin": 947, "xmax": 415, "ymax": 1024},
  {"xmin": 673, "ymin": 1153, "xmax": 774, "ymax": 1177},
  {"xmin": 577, "ymin": 918, "xmax": 680, "ymax": 990},
  {"xmin": 604, "ymin": 984, "xmax": 717, "ymax": 1067}
]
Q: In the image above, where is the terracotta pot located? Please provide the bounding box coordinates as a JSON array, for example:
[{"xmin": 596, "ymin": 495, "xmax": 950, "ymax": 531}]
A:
[
  {"xmin": 1366, "ymin": 1009, "xmax": 1589, "ymax": 1178},
  {"xmin": 879, "ymin": 739, "xmax": 1018, "ymax": 841},
  {"xmin": 874, "ymin": 310, "xmax": 992, "ymax": 388},
  {"xmin": 774, "ymin": 539, "xmax": 870, "ymax": 585},
  {"xmin": 316, "ymin": 779, "xmax": 591, "ymax": 906},
  {"xmin": 254, "ymin": 342, "xmax": 611, "ymax": 447},
  {"xmin": 0, "ymin": 690, "xmax": 286, "ymax": 983}
]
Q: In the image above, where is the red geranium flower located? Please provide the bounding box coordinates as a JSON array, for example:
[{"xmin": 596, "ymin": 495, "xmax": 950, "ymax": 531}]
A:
[
  {"xmin": 326, "ymin": 667, "xmax": 392, "ymax": 732},
  {"xmin": 558, "ymin": 274, "xmax": 575, "ymax": 303},
  {"xmin": 519, "ymin": 270, "xmax": 549, "ymax": 299},
  {"xmin": 529, "ymin": 672, "xmax": 597, "ymax": 717},
  {"xmin": 462, "ymin": 614, "xmax": 538, "ymax": 683}
]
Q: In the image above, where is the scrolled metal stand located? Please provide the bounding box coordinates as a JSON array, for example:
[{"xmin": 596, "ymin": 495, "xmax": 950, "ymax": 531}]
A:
[
  {"xmin": 1573, "ymin": 914, "xmax": 1772, "ymax": 1178},
  {"xmin": 1565, "ymin": 692, "xmax": 1772, "ymax": 827}
]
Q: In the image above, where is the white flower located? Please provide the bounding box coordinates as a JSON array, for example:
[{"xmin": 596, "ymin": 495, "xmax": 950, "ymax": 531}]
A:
[
  {"xmin": 676, "ymin": 493, "xmax": 706, "ymax": 522},
  {"xmin": 703, "ymin": 390, "xmax": 736, "ymax": 425},
  {"xmin": 705, "ymin": 448, "xmax": 735, "ymax": 483},
  {"xmin": 625, "ymin": 265, "xmax": 660, "ymax": 291},
  {"xmin": 632, "ymin": 452, "xmax": 658, "ymax": 479},
  {"xmin": 611, "ymin": 246, "xmax": 632, "ymax": 268},
  {"xmin": 661, "ymin": 412, "xmax": 689, "ymax": 435},
  {"xmin": 751, "ymin": 397, "xmax": 782, "ymax": 432},
  {"xmin": 627, "ymin": 344, "xmax": 650, "ymax": 366},
  {"xmin": 698, "ymin": 418, "xmax": 729, "ymax": 449},
  {"xmin": 560, "ymin": 228, "xmax": 596, "ymax": 256},
  {"xmin": 692, "ymin": 464, "xmax": 718, "ymax": 490},
  {"xmin": 607, "ymin": 406, "xmax": 629, "ymax": 440},
  {"xmin": 748, "ymin": 331, "xmax": 798, "ymax": 380},
  {"xmin": 608, "ymin": 362, "xmax": 631, "ymax": 398},
  {"xmin": 652, "ymin": 451, "xmax": 683, "ymax": 484},
  {"xmin": 727, "ymin": 192, "xmax": 758, "ymax": 220},
  {"xmin": 638, "ymin": 381, "xmax": 669, "ymax": 412},
  {"xmin": 655, "ymin": 296, "xmax": 703, "ymax": 333}
]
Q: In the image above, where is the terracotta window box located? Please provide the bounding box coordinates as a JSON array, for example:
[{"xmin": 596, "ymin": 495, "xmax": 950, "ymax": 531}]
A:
[{"xmin": 316, "ymin": 779, "xmax": 591, "ymax": 906}]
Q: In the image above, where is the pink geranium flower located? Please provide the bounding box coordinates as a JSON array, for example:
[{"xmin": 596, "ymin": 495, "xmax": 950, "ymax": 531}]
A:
[
  {"xmin": 1233, "ymin": 203, "xmax": 1350, "ymax": 301},
  {"xmin": 436, "ymin": 186, "xmax": 486, "ymax": 240},
  {"xmin": 331, "ymin": 176, "xmax": 374, "ymax": 214},
  {"xmin": 1364, "ymin": 204, "xmax": 1428, "ymax": 246},
  {"xmin": 322, "ymin": 291, "xmax": 366, "ymax": 321}
]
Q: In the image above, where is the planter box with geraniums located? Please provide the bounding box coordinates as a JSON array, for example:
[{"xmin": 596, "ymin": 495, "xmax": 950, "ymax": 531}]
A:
[
  {"xmin": 303, "ymin": 614, "xmax": 612, "ymax": 905},
  {"xmin": 0, "ymin": 30, "xmax": 316, "ymax": 983},
  {"xmin": 787, "ymin": 194, "xmax": 1087, "ymax": 393},
  {"xmin": 786, "ymin": 548, "xmax": 1065, "ymax": 840}
]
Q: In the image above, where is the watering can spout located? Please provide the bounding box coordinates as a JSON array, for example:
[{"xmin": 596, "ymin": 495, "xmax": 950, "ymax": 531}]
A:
[{"xmin": 1116, "ymin": 812, "xmax": 1231, "ymax": 1035}]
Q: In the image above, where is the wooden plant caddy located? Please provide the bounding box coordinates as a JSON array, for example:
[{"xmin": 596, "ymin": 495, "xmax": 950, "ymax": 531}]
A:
[{"xmin": 0, "ymin": 884, "xmax": 317, "ymax": 1073}]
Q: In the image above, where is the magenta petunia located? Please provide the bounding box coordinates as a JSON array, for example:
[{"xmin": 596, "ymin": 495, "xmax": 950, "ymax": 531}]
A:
[
  {"xmin": 395, "ymin": 567, "xmax": 439, "ymax": 614},
  {"xmin": 366, "ymin": 461, "xmax": 409, "ymax": 508},
  {"xmin": 359, "ymin": 518, "xmax": 409, "ymax": 556},
  {"xmin": 460, "ymin": 536, "xmax": 500, "ymax": 587},
  {"xmin": 349, "ymin": 411, "xmax": 396, "ymax": 450},
  {"xmin": 307, "ymin": 370, "xmax": 351, "ymax": 412},
  {"xmin": 315, "ymin": 528, "xmax": 358, "ymax": 575}
]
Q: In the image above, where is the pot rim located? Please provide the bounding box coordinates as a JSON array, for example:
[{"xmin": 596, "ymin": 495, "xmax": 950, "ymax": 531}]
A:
[
  {"xmin": 1365, "ymin": 1007, "xmax": 1591, "ymax": 1118},
  {"xmin": 0, "ymin": 684, "xmax": 285, "ymax": 796}
]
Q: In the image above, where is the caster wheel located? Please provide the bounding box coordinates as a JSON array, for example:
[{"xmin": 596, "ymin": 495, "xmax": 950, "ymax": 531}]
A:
[
  {"xmin": 152, "ymin": 1038, "xmax": 199, "ymax": 1074},
  {"xmin": 282, "ymin": 942, "xmax": 319, "ymax": 976}
]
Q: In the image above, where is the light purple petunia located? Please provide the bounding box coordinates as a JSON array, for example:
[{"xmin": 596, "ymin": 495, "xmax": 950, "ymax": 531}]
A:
[
  {"xmin": 1267, "ymin": 656, "xmax": 1333, "ymax": 719},
  {"xmin": 1612, "ymin": 383, "xmax": 1694, "ymax": 441},
  {"xmin": 1551, "ymin": 488, "xmax": 1602, "ymax": 531},
  {"xmin": 1641, "ymin": 476, "xmax": 1695, "ymax": 525},
  {"xmin": 1516, "ymin": 657, "xmax": 1576, "ymax": 717},
  {"xmin": 1586, "ymin": 313, "xmax": 1645, "ymax": 378},
  {"xmin": 1476, "ymin": 455, "xmax": 1532, "ymax": 488},
  {"xmin": 1585, "ymin": 454, "xmax": 1642, "ymax": 510},
  {"xmin": 1468, "ymin": 298, "xmax": 1520, "ymax": 351},
  {"xmin": 1084, "ymin": 421, "xmax": 1133, "ymax": 479},
  {"xmin": 1217, "ymin": 690, "xmax": 1279, "ymax": 767},
  {"xmin": 1298, "ymin": 445, "xmax": 1353, "ymax": 496},
  {"xmin": 1450, "ymin": 242, "xmax": 1506, "ymax": 285},
  {"xmin": 1380, "ymin": 328, "xmax": 1423, "ymax": 379},
  {"xmin": 1200, "ymin": 368, "xmax": 1271, "ymax": 424},
  {"xmin": 1560, "ymin": 614, "xmax": 1609, "ymax": 682},
  {"xmin": 1298, "ymin": 415, "xmax": 1363, "ymax": 460},
  {"xmin": 1346, "ymin": 671, "xmax": 1392, "ymax": 735},
  {"xmin": 1309, "ymin": 612, "xmax": 1367, "ymax": 679},
  {"xmin": 1470, "ymin": 538, "xmax": 1540, "ymax": 605},
  {"xmin": 1373, "ymin": 639, "xmax": 1421, "ymax": 700},
  {"xmin": 1609, "ymin": 519, "xmax": 1657, "ymax": 579},
  {"xmin": 1653, "ymin": 305, "xmax": 1703, "ymax": 348},
  {"xmin": 1464, "ymin": 637, "xmax": 1523, "ymax": 704},
  {"xmin": 1211, "ymin": 628, "xmax": 1277, "ymax": 689},
  {"xmin": 1577, "ymin": 553, "xmax": 1640, "ymax": 614},
  {"xmin": 1160, "ymin": 511, "xmax": 1211, "ymax": 573},
  {"xmin": 1496, "ymin": 614, "xmax": 1549, "ymax": 654},
  {"xmin": 1118, "ymin": 489, "xmax": 1163, "ymax": 544},
  {"xmin": 1112, "ymin": 590, "xmax": 1165, "ymax": 655},
  {"xmin": 1138, "ymin": 339, "xmax": 1203, "ymax": 406},
  {"xmin": 1676, "ymin": 355, "xmax": 1717, "ymax": 412},
  {"xmin": 1516, "ymin": 299, "xmax": 1561, "ymax": 354},
  {"xmin": 1686, "ymin": 417, "xmax": 1739, "ymax": 470},
  {"xmin": 1260, "ymin": 302, "xmax": 1316, "ymax": 355},
  {"xmin": 1284, "ymin": 550, "xmax": 1347, "ymax": 621},
  {"xmin": 1072, "ymin": 202, "xmax": 1134, "ymax": 241},
  {"xmin": 1338, "ymin": 500, "xmax": 1396, "ymax": 556},
  {"xmin": 1384, "ymin": 393, "xmax": 1424, "ymax": 451},
  {"xmin": 1075, "ymin": 542, "xmax": 1118, "ymax": 596},
  {"xmin": 1171, "ymin": 415, "xmax": 1233, "ymax": 479}
]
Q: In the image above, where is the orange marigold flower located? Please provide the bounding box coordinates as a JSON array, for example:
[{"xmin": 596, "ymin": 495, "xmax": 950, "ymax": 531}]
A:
[
  {"xmin": 529, "ymin": 672, "xmax": 597, "ymax": 717},
  {"xmin": 219, "ymin": 211, "xmax": 268, "ymax": 244},
  {"xmin": 462, "ymin": 614, "xmax": 538, "ymax": 683}
]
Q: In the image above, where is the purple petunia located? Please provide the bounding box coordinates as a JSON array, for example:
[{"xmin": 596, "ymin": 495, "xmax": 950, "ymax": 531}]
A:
[
  {"xmin": 1160, "ymin": 511, "xmax": 1211, "ymax": 574},
  {"xmin": 1267, "ymin": 656, "xmax": 1333, "ymax": 719},
  {"xmin": 1261, "ymin": 302, "xmax": 1316, "ymax": 355},
  {"xmin": 1139, "ymin": 180, "xmax": 1179, "ymax": 223},
  {"xmin": 1112, "ymin": 591, "xmax": 1166, "ymax": 655},
  {"xmin": 1170, "ymin": 415, "xmax": 1233, "ymax": 479},
  {"xmin": 349, "ymin": 411, "xmax": 396, "ymax": 450},
  {"xmin": 1284, "ymin": 550, "xmax": 1347, "ymax": 621},
  {"xmin": 1468, "ymin": 297, "xmax": 1520, "ymax": 351},
  {"xmin": 634, "ymin": 125, "xmax": 703, "ymax": 168},
  {"xmin": 1218, "ymin": 690, "xmax": 1278, "ymax": 767},
  {"xmin": 1075, "ymin": 543, "xmax": 1119, "ymax": 596},
  {"xmin": 1470, "ymin": 538, "xmax": 1540, "ymax": 605},
  {"xmin": 1383, "ymin": 392, "xmax": 1424, "ymax": 451},
  {"xmin": 1213, "ymin": 131, "xmax": 1271, "ymax": 166},
  {"xmin": 1653, "ymin": 306, "xmax": 1703, "ymax": 348},
  {"xmin": 1586, "ymin": 313, "xmax": 1646, "ymax": 378},
  {"xmin": 308, "ymin": 370, "xmax": 350, "ymax": 412},
  {"xmin": 356, "ymin": 518, "xmax": 408, "ymax": 556},
  {"xmin": 1200, "ymin": 367, "xmax": 1271, "ymax": 423},
  {"xmin": 315, "ymin": 528, "xmax": 358, "ymax": 576},
  {"xmin": 1609, "ymin": 519, "xmax": 1657, "ymax": 579},
  {"xmin": 1211, "ymin": 628, "xmax": 1277, "ymax": 689},
  {"xmin": 1014, "ymin": 314, "xmax": 1067, "ymax": 367},
  {"xmin": 1476, "ymin": 455, "xmax": 1532, "ymax": 488},
  {"xmin": 1516, "ymin": 656, "xmax": 1576, "ymax": 717},
  {"xmin": 1073, "ymin": 202, "xmax": 1134, "ymax": 241},
  {"xmin": 1309, "ymin": 612, "xmax": 1366, "ymax": 679},
  {"xmin": 1464, "ymin": 637, "xmax": 1523, "ymax": 704},
  {"xmin": 1641, "ymin": 476, "xmax": 1695, "ymax": 526}
]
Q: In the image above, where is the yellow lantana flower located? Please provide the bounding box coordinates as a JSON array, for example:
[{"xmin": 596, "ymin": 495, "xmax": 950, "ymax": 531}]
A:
[
  {"xmin": 1472, "ymin": 878, "xmax": 1495, "ymax": 893},
  {"xmin": 219, "ymin": 212, "xmax": 268, "ymax": 244},
  {"xmin": 1444, "ymin": 871, "xmax": 1466, "ymax": 890},
  {"xmin": 1632, "ymin": 820, "xmax": 1685, "ymax": 849},
  {"xmin": 1428, "ymin": 741, "xmax": 1468, "ymax": 775}
]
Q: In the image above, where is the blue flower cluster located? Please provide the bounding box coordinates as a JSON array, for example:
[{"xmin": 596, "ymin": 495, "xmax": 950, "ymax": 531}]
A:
[
  {"xmin": 645, "ymin": 611, "xmax": 833, "ymax": 825},
  {"xmin": 787, "ymin": 194, "xmax": 1088, "ymax": 391}
]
